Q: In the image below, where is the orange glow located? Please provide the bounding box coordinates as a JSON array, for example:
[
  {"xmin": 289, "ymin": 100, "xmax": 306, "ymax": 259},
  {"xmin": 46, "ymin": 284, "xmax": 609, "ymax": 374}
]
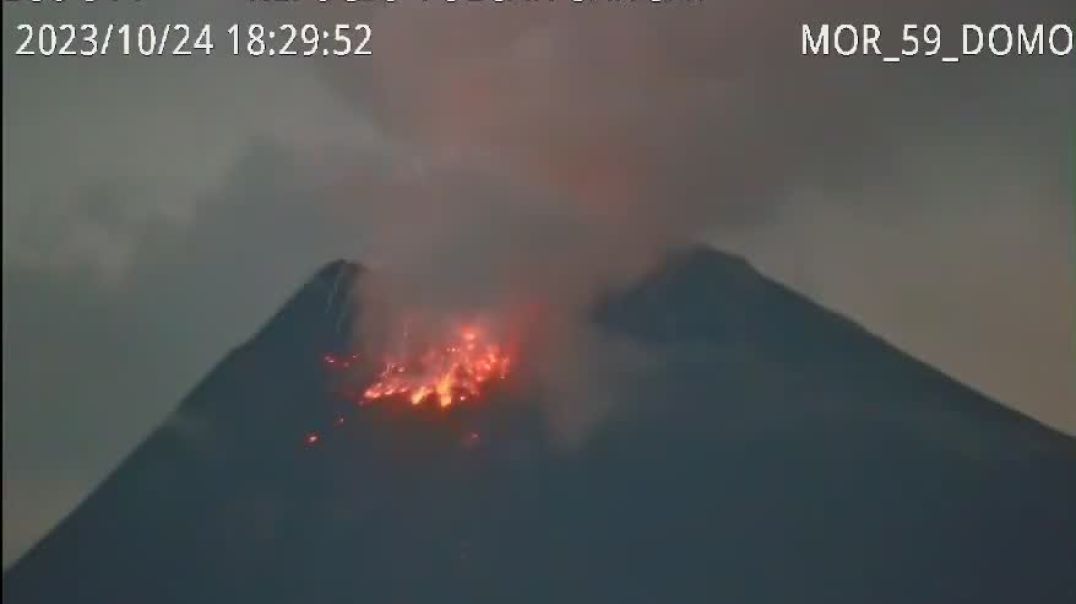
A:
[{"xmin": 362, "ymin": 324, "xmax": 511, "ymax": 410}]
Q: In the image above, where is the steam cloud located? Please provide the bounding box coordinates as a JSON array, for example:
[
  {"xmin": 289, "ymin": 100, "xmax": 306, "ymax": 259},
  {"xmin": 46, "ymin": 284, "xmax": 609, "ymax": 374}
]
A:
[
  {"xmin": 301, "ymin": 0, "xmax": 1073, "ymax": 440},
  {"xmin": 301, "ymin": 0, "xmax": 1072, "ymax": 306}
]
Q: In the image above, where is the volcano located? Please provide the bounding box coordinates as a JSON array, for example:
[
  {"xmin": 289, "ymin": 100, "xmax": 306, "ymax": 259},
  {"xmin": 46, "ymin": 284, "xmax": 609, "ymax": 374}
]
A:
[{"xmin": 5, "ymin": 247, "xmax": 1075, "ymax": 603}]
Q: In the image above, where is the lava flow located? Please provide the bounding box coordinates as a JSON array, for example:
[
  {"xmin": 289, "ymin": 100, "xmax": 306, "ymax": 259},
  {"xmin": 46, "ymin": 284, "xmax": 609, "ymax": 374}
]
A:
[{"xmin": 360, "ymin": 325, "xmax": 512, "ymax": 409}]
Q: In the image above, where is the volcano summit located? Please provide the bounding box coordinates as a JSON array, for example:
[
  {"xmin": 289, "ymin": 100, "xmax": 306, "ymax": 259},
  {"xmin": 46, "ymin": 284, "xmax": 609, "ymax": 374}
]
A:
[{"xmin": 4, "ymin": 247, "xmax": 1075, "ymax": 604}]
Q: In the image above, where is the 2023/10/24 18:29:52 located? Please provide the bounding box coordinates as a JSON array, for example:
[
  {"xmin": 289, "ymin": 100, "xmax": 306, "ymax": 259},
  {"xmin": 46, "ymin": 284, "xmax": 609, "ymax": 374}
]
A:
[{"xmin": 10, "ymin": 23, "xmax": 373, "ymax": 57}]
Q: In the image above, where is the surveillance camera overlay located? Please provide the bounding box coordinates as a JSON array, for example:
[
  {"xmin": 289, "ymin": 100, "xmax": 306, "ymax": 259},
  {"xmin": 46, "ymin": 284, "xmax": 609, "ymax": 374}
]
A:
[{"xmin": 3, "ymin": 1, "xmax": 1074, "ymax": 603}]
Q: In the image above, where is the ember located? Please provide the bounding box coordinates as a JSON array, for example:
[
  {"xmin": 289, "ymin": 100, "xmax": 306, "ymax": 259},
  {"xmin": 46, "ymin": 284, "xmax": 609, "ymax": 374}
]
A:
[
  {"xmin": 322, "ymin": 353, "xmax": 359, "ymax": 369},
  {"xmin": 463, "ymin": 431, "xmax": 481, "ymax": 449},
  {"xmin": 362, "ymin": 325, "xmax": 512, "ymax": 409}
]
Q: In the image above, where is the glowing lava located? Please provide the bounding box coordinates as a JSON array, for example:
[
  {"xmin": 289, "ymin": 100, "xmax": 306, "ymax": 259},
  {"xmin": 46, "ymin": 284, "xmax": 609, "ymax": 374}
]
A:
[{"xmin": 361, "ymin": 326, "xmax": 511, "ymax": 409}]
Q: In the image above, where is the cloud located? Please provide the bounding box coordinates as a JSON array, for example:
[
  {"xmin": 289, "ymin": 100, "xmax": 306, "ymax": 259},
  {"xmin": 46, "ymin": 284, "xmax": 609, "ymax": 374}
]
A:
[{"xmin": 2, "ymin": 1, "xmax": 375, "ymax": 280}]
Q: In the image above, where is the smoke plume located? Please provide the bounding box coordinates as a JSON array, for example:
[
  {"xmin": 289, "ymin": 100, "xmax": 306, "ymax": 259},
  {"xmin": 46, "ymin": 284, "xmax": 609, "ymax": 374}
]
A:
[{"xmin": 300, "ymin": 0, "xmax": 1072, "ymax": 441}]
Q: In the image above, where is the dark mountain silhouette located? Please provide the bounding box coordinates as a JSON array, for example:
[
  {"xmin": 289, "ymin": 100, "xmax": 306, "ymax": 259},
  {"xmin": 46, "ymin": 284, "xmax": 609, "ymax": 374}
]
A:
[{"xmin": 5, "ymin": 247, "xmax": 1075, "ymax": 603}]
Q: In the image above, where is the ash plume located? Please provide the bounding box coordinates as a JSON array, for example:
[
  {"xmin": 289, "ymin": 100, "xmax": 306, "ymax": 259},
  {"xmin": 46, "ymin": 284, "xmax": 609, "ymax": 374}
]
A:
[
  {"xmin": 309, "ymin": 0, "xmax": 1071, "ymax": 307},
  {"xmin": 301, "ymin": 0, "xmax": 1073, "ymax": 441}
]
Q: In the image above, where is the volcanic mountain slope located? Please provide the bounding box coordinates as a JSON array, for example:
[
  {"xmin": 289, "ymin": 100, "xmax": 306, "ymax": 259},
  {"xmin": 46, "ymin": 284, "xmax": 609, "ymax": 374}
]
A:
[{"xmin": 5, "ymin": 247, "xmax": 1075, "ymax": 604}]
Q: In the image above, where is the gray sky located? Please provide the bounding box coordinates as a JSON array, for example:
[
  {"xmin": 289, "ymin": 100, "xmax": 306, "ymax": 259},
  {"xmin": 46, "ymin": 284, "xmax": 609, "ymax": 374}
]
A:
[{"xmin": 3, "ymin": 0, "xmax": 1074, "ymax": 566}]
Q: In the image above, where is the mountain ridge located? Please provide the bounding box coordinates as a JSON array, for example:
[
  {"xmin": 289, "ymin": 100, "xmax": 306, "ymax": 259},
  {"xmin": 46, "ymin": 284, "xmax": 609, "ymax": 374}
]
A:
[{"xmin": 5, "ymin": 245, "xmax": 1074, "ymax": 603}]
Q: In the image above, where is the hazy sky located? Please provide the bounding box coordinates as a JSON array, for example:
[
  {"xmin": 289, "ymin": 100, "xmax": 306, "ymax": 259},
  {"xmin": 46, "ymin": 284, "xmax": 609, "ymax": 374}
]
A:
[{"xmin": 3, "ymin": 0, "xmax": 1074, "ymax": 566}]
